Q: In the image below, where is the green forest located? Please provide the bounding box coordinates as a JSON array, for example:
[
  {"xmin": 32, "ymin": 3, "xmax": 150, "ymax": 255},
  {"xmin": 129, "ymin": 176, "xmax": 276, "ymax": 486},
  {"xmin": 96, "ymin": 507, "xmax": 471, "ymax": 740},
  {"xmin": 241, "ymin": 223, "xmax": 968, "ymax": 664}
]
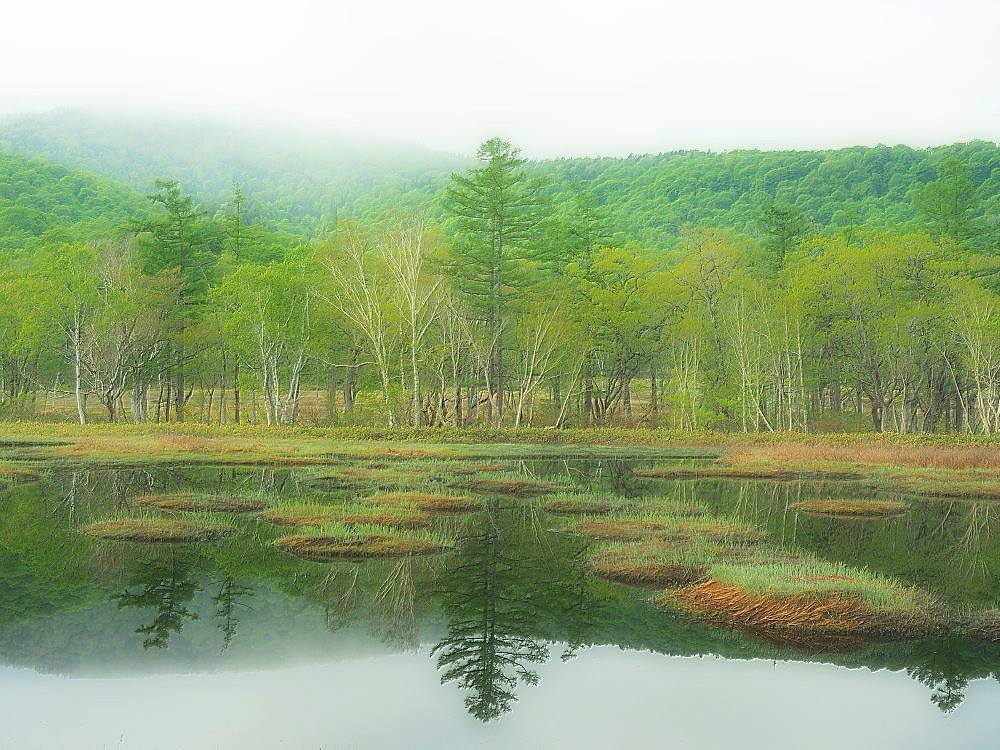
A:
[{"xmin": 3, "ymin": 111, "xmax": 1000, "ymax": 433}]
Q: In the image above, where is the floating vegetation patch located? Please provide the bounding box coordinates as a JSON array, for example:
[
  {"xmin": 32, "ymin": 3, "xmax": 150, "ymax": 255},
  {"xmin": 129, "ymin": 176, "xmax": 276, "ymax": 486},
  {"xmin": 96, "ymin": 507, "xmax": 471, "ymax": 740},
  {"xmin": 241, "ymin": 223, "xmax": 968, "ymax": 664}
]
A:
[
  {"xmin": 361, "ymin": 491, "xmax": 480, "ymax": 514},
  {"xmin": 363, "ymin": 446, "xmax": 458, "ymax": 459},
  {"xmin": 386, "ymin": 459, "xmax": 520, "ymax": 477},
  {"xmin": 273, "ymin": 523, "xmax": 452, "ymax": 562},
  {"xmin": 136, "ymin": 493, "xmax": 266, "ymax": 513},
  {"xmin": 634, "ymin": 466, "xmax": 863, "ymax": 481},
  {"xmin": 449, "ymin": 476, "xmax": 559, "ymax": 498},
  {"xmin": 259, "ymin": 502, "xmax": 430, "ymax": 529},
  {"xmin": 789, "ymin": 499, "xmax": 909, "ymax": 519},
  {"xmin": 883, "ymin": 476, "xmax": 1000, "ymax": 501},
  {"xmin": 306, "ymin": 467, "xmax": 423, "ymax": 492},
  {"xmin": 81, "ymin": 518, "xmax": 237, "ymax": 543},
  {"xmin": 659, "ymin": 560, "xmax": 938, "ymax": 638},
  {"xmin": 0, "ymin": 467, "xmax": 41, "ymax": 485},
  {"xmin": 561, "ymin": 511, "xmax": 764, "ymax": 545}
]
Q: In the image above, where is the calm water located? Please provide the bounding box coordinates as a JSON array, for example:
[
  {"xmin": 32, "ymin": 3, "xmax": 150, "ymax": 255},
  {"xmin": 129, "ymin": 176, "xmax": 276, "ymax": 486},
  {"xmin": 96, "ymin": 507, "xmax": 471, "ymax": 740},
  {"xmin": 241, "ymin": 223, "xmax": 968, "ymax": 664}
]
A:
[{"xmin": 0, "ymin": 458, "xmax": 997, "ymax": 749}]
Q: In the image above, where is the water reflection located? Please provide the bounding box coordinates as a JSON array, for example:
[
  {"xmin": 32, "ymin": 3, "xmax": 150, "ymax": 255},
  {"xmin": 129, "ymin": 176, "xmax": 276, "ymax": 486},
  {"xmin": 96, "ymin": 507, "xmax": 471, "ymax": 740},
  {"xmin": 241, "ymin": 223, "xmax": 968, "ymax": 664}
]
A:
[
  {"xmin": 0, "ymin": 462, "xmax": 994, "ymax": 729},
  {"xmin": 432, "ymin": 501, "xmax": 550, "ymax": 720},
  {"xmin": 115, "ymin": 557, "xmax": 201, "ymax": 650}
]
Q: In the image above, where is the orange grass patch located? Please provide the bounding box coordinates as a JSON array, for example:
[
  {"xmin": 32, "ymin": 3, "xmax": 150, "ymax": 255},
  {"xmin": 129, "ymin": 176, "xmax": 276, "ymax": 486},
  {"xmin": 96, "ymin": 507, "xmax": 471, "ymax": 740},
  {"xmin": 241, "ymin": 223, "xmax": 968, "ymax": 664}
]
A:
[
  {"xmin": 81, "ymin": 519, "xmax": 236, "ymax": 543},
  {"xmin": 789, "ymin": 500, "xmax": 908, "ymax": 518},
  {"xmin": 135, "ymin": 493, "xmax": 266, "ymax": 513},
  {"xmin": 661, "ymin": 579, "xmax": 919, "ymax": 635},
  {"xmin": 274, "ymin": 534, "xmax": 450, "ymax": 561}
]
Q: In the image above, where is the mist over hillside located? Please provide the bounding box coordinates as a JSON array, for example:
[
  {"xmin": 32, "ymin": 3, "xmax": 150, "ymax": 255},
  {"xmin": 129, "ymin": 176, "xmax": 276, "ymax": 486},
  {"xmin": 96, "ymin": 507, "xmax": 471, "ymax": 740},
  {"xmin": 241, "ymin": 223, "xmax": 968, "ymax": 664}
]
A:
[{"xmin": 0, "ymin": 109, "xmax": 471, "ymax": 234}]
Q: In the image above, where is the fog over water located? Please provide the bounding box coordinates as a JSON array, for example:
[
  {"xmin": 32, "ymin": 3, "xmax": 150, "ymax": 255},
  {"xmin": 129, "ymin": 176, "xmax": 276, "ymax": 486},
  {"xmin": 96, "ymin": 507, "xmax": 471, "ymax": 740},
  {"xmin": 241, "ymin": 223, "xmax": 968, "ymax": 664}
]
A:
[{"xmin": 3, "ymin": 0, "xmax": 999, "ymax": 157}]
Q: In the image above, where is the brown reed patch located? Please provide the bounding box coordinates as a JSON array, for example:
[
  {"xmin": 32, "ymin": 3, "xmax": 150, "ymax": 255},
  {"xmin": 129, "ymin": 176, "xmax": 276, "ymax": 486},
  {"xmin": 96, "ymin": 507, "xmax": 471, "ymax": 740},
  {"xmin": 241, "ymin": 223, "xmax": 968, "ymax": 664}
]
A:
[
  {"xmin": 136, "ymin": 493, "xmax": 266, "ymax": 513},
  {"xmin": 274, "ymin": 534, "xmax": 450, "ymax": 561},
  {"xmin": 81, "ymin": 519, "xmax": 236, "ymax": 543},
  {"xmin": 789, "ymin": 500, "xmax": 909, "ymax": 518},
  {"xmin": 364, "ymin": 491, "xmax": 480, "ymax": 513}
]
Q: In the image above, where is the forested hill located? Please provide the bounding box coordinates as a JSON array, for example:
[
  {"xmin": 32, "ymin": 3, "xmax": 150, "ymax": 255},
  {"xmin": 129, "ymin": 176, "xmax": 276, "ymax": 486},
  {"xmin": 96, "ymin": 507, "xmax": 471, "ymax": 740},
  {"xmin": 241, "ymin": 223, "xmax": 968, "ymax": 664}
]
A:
[
  {"xmin": 530, "ymin": 143, "xmax": 1000, "ymax": 247},
  {"xmin": 0, "ymin": 152, "xmax": 149, "ymax": 253},
  {"xmin": 2, "ymin": 109, "xmax": 1000, "ymax": 247}
]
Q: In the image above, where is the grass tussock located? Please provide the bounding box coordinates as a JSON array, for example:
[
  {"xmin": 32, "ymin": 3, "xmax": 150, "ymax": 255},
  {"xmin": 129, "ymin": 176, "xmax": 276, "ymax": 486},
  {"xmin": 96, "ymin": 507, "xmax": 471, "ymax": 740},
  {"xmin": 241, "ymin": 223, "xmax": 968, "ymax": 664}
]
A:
[
  {"xmin": 81, "ymin": 517, "xmax": 237, "ymax": 543},
  {"xmin": 562, "ymin": 511, "xmax": 764, "ymax": 545},
  {"xmin": 273, "ymin": 523, "xmax": 451, "ymax": 561},
  {"xmin": 449, "ymin": 475, "xmax": 559, "ymax": 497},
  {"xmin": 542, "ymin": 492, "xmax": 706, "ymax": 517},
  {"xmin": 135, "ymin": 493, "xmax": 267, "ymax": 513},
  {"xmin": 634, "ymin": 465, "xmax": 863, "ymax": 481},
  {"xmin": 0, "ymin": 467, "xmax": 41, "ymax": 484},
  {"xmin": 789, "ymin": 499, "xmax": 909, "ymax": 518},
  {"xmin": 259, "ymin": 502, "xmax": 430, "ymax": 529},
  {"xmin": 360, "ymin": 491, "xmax": 480, "ymax": 513},
  {"xmin": 661, "ymin": 560, "xmax": 936, "ymax": 636},
  {"xmin": 882, "ymin": 476, "xmax": 1000, "ymax": 500}
]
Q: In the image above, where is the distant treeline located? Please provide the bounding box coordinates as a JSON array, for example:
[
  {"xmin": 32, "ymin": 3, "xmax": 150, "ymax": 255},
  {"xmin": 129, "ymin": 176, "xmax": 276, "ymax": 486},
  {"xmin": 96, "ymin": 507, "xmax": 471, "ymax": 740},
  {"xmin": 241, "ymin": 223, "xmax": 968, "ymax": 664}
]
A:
[{"xmin": 2, "ymin": 130, "xmax": 1000, "ymax": 433}]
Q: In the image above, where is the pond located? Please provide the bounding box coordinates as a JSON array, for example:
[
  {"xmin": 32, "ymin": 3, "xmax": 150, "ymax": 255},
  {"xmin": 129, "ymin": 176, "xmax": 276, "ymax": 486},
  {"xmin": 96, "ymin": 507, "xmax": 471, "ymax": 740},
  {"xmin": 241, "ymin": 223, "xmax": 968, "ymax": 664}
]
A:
[{"xmin": 0, "ymin": 457, "xmax": 997, "ymax": 749}]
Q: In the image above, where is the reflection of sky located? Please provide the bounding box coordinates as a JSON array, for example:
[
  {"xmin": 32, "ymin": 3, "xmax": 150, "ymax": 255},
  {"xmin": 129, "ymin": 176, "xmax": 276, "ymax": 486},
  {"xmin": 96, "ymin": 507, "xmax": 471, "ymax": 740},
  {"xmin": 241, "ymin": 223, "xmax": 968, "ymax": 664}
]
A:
[{"xmin": 0, "ymin": 647, "xmax": 995, "ymax": 750}]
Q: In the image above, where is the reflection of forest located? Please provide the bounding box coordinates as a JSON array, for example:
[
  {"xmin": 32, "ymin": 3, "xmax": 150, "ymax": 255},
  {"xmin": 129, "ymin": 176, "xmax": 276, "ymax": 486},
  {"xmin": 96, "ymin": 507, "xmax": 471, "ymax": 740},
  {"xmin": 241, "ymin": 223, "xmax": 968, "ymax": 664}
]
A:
[{"xmin": 0, "ymin": 465, "xmax": 991, "ymax": 719}]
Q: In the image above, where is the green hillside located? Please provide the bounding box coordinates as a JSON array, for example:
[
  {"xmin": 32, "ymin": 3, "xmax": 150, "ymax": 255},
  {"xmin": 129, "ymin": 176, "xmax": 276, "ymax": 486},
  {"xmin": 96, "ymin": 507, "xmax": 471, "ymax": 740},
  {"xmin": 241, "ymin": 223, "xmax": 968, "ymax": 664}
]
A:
[
  {"xmin": 2, "ymin": 110, "xmax": 1000, "ymax": 249},
  {"xmin": 0, "ymin": 152, "xmax": 149, "ymax": 253}
]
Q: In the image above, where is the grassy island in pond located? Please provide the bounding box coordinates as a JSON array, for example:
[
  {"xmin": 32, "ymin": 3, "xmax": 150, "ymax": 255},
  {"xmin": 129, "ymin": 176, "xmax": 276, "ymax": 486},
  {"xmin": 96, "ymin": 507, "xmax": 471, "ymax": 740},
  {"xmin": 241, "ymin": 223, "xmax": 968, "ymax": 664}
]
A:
[
  {"xmin": 136, "ymin": 493, "xmax": 267, "ymax": 513},
  {"xmin": 660, "ymin": 560, "xmax": 940, "ymax": 638},
  {"xmin": 81, "ymin": 517, "xmax": 238, "ymax": 543},
  {"xmin": 273, "ymin": 523, "xmax": 453, "ymax": 561}
]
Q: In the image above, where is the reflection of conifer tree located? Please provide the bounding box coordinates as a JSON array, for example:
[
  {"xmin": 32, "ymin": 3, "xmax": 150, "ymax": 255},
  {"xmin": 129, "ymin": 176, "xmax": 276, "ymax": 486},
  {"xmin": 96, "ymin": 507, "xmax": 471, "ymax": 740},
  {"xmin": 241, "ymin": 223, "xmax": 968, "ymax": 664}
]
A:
[
  {"xmin": 114, "ymin": 558, "xmax": 200, "ymax": 649},
  {"xmin": 432, "ymin": 501, "xmax": 549, "ymax": 721},
  {"xmin": 905, "ymin": 637, "xmax": 988, "ymax": 713},
  {"xmin": 211, "ymin": 576, "xmax": 254, "ymax": 653}
]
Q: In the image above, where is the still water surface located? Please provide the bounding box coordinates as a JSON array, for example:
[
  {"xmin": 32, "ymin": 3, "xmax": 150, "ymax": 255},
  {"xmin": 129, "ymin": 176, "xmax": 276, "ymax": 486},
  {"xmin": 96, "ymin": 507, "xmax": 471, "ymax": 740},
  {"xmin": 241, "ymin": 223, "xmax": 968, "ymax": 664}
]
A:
[{"xmin": 0, "ymin": 458, "xmax": 996, "ymax": 749}]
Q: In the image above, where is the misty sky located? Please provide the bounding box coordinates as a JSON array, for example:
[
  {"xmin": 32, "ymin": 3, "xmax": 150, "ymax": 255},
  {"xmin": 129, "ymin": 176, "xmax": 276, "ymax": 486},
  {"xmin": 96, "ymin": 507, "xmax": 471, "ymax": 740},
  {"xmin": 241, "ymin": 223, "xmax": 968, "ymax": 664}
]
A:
[{"xmin": 4, "ymin": 0, "xmax": 998, "ymax": 157}]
